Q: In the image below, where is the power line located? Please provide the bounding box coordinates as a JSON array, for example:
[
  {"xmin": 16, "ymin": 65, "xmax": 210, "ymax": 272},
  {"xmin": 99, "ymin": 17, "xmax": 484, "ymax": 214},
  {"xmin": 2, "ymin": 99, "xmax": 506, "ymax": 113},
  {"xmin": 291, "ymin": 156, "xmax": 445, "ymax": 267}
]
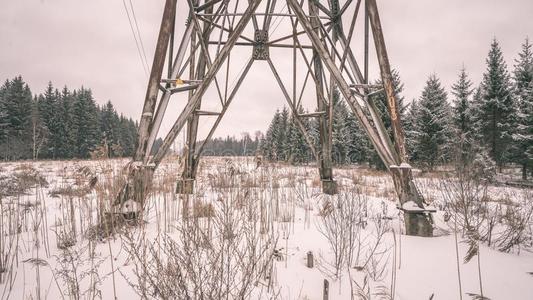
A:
[
  {"xmin": 128, "ymin": 0, "xmax": 150, "ymax": 73},
  {"xmin": 122, "ymin": 0, "xmax": 149, "ymax": 77}
]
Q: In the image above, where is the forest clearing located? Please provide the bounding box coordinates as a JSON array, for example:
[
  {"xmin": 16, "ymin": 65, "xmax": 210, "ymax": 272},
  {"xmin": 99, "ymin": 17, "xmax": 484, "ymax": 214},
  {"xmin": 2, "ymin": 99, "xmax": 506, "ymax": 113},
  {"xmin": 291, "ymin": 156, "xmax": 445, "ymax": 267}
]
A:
[{"xmin": 0, "ymin": 157, "xmax": 531, "ymax": 299}]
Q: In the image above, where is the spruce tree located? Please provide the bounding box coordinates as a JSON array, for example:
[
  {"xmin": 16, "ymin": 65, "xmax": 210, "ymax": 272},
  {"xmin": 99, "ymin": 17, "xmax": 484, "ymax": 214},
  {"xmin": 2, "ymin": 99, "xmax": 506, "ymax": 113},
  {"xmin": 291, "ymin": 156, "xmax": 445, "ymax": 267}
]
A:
[
  {"xmin": 476, "ymin": 39, "xmax": 516, "ymax": 170},
  {"xmin": 412, "ymin": 74, "xmax": 452, "ymax": 170},
  {"xmin": 0, "ymin": 81, "xmax": 8, "ymax": 144},
  {"xmin": 0, "ymin": 76, "xmax": 33, "ymax": 159},
  {"xmin": 343, "ymin": 111, "xmax": 370, "ymax": 164},
  {"xmin": 332, "ymin": 91, "xmax": 348, "ymax": 164},
  {"xmin": 99, "ymin": 101, "xmax": 122, "ymax": 157},
  {"xmin": 37, "ymin": 82, "xmax": 62, "ymax": 158},
  {"xmin": 451, "ymin": 67, "xmax": 475, "ymax": 164},
  {"xmin": 403, "ymin": 98, "xmax": 419, "ymax": 161},
  {"xmin": 72, "ymin": 88, "xmax": 100, "ymax": 158},
  {"xmin": 31, "ymin": 95, "xmax": 48, "ymax": 159},
  {"xmin": 512, "ymin": 38, "xmax": 533, "ymax": 179},
  {"xmin": 276, "ymin": 107, "xmax": 290, "ymax": 161},
  {"xmin": 119, "ymin": 115, "xmax": 137, "ymax": 157},
  {"xmin": 369, "ymin": 69, "xmax": 407, "ymax": 168},
  {"xmin": 286, "ymin": 107, "xmax": 311, "ymax": 164},
  {"xmin": 262, "ymin": 110, "xmax": 281, "ymax": 160},
  {"xmin": 371, "ymin": 69, "xmax": 407, "ymax": 131},
  {"xmin": 56, "ymin": 87, "xmax": 76, "ymax": 158}
]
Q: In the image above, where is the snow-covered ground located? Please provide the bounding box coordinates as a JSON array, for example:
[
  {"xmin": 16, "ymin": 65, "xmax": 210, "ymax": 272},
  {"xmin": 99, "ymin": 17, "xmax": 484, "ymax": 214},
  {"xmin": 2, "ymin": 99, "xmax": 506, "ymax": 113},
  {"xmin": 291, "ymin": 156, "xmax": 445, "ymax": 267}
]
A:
[{"xmin": 0, "ymin": 157, "xmax": 531, "ymax": 299}]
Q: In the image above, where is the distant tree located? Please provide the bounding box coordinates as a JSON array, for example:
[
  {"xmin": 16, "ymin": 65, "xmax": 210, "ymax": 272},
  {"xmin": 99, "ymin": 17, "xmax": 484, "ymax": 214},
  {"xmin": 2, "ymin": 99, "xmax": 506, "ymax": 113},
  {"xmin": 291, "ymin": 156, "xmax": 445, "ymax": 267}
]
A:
[
  {"xmin": 511, "ymin": 38, "xmax": 533, "ymax": 179},
  {"xmin": 371, "ymin": 69, "xmax": 408, "ymax": 131},
  {"xmin": 99, "ymin": 101, "xmax": 122, "ymax": 157},
  {"xmin": 475, "ymin": 39, "xmax": 516, "ymax": 170},
  {"xmin": 261, "ymin": 110, "xmax": 281, "ymax": 160},
  {"xmin": 0, "ymin": 81, "xmax": 9, "ymax": 145},
  {"xmin": 286, "ymin": 107, "xmax": 311, "ymax": 164},
  {"xmin": 31, "ymin": 95, "xmax": 48, "ymax": 159},
  {"xmin": 276, "ymin": 107, "xmax": 290, "ymax": 161},
  {"xmin": 253, "ymin": 130, "xmax": 263, "ymax": 155},
  {"xmin": 450, "ymin": 67, "xmax": 475, "ymax": 165},
  {"xmin": 343, "ymin": 108, "xmax": 370, "ymax": 164},
  {"xmin": 119, "ymin": 115, "xmax": 138, "ymax": 157},
  {"xmin": 403, "ymin": 98, "xmax": 419, "ymax": 160},
  {"xmin": 332, "ymin": 90, "xmax": 349, "ymax": 164},
  {"xmin": 0, "ymin": 76, "xmax": 33, "ymax": 160},
  {"xmin": 199, "ymin": 134, "xmax": 259, "ymax": 157},
  {"xmin": 150, "ymin": 137, "xmax": 163, "ymax": 155},
  {"xmin": 411, "ymin": 74, "xmax": 452, "ymax": 170},
  {"xmin": 0, "ymin": 78, "xmax": 137, "ymax": 161},
  {"xmin": 240, "ymin": 132, "xmax": 252, "ymax": 156},
  {"xmin": 369, "ymin": 69, "xmax": 407, "ymax": 168},
  {"xmin": 56, "ymin": 87, "xmax": 76, "ymax": 158},
  {"xmin": 37, "ymin": 82, "xmax": 62, "ymax": 158},
  {"xmin": 72, "ymin": 88, "xmax": 100, "ymax": 158}
]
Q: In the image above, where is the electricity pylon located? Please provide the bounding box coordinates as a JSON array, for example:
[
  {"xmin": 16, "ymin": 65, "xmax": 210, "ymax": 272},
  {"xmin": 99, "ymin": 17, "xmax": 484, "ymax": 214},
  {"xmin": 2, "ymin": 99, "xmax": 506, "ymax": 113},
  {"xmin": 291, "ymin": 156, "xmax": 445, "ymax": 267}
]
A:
[{"xmin": 116, "ymin": 0, "xmax": 434, "ymax": 236}]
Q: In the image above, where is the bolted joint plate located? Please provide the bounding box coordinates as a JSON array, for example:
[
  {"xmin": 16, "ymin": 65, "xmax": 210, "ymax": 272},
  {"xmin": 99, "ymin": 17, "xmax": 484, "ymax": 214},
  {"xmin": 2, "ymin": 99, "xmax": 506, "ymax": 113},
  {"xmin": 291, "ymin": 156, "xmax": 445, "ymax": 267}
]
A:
[{"xmin": 253, "ymin": 30, "xmax": 269, "ymax": 60}]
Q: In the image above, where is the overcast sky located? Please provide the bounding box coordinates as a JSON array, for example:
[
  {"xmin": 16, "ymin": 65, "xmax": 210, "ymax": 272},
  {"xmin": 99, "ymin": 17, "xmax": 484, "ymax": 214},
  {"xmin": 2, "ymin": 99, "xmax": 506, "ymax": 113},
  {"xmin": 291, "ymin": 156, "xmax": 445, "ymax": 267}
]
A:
[{"xmin": 1, "ymin": 0, "xmax": 532, "ymax": 141}]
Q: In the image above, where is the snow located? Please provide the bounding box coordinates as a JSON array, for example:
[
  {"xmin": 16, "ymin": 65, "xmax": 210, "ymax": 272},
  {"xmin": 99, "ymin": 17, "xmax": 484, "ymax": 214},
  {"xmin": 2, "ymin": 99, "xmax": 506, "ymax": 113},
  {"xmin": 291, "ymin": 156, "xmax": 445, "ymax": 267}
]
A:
[
  {"xmin": 0, "ymin": 157, "xmax": 532, "ymax": 299},
  {"xmin": 390, "ymin": 163, "xmax": 412, "ymax": 169},
  {"xmin": 402, "ymin": 201, "xmax": 424, "ymax": 212},
  {"xmin": 399, "ymin": 162, "xmax": 412, "ymax": 169}
]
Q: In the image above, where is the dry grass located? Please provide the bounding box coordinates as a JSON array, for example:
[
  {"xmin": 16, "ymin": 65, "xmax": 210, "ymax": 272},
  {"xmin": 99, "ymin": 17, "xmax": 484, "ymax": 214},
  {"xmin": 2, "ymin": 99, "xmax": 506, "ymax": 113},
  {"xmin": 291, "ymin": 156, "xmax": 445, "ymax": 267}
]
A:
[
  {"xmin": 0, "ymin": 157, "xmax": 531, "ymax": 299},
  {"xmin": 193, "ymin": 200, "xmax": 215, "ymax": 218}
]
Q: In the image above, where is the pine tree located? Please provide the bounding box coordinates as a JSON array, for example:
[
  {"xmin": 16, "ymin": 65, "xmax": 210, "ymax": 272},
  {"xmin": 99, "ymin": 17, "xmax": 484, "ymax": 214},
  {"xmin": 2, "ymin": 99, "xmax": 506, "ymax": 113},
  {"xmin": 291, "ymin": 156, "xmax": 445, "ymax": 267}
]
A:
[
  {"xmin": 56, "ymin": 87, "xmax": 76, "ymax": 158},
  {"xmin": 344, "ymin": 110, "xmax": 370, "ymax": 164},
  {"xmin": 369, "ymin": 69, "xmax": 407, "ymax": 168},
  {"xmin": 31, "ymin": 95, "xmax": 48, "ymax": 159},
  {"xmin": 37, "ymin": 82, "xmax": 62, "ymax": 158},
  {"xmin": 332, "ymin": 90, "xmax": 348, "ymax": 164},
  {"xmin": 276, "ymin": 107, "xmax": 290, "ymax": 161},
  {"xmin": 99, "ymin": 101, "xmax": 122, "ymax": 157},
  {"xmin": 119, "ymin": 115, "xmax": 138, "ymax": 157},
  {"xmin": 412, "ymin": 74, "xmax": 452, "ymax": 170},
  {"xmin": 286, "ymin": 107, "xmax": 310, "ymax": 164},
  {"xmin": 512, "ymin": 38, "xmax": 533, "ymax": 179},
  {"xmin": 150, "ymin": 137, "xmax": 164, "ymax": 155},
  {"xmin": 262, "ymin": 110, "xmax": 281, "ymax": 160},
  {"xmin": 403, "ymin": 98, "xmax": 419, "ymax": 161},
  {"xmin": 476, "ymin": 39, "xmax": 516, "ymax": 170},
  {"xmin": 0, "ymin": 81, "xmax": 9, "ymax": 144},
  {"xmin": 451, "ymin": 67, "xmax": 475, "ymax": 164},
  {"xmin": 0, "ymin": 76, "xmax": 33, "ymax": 159},
  {"xmin": 72, "ymin": 88, "xmax": 100, "ymax": 158},
  {"xmin": 371, "ymin": 69, "xmax": 407, "ymax": 131}
]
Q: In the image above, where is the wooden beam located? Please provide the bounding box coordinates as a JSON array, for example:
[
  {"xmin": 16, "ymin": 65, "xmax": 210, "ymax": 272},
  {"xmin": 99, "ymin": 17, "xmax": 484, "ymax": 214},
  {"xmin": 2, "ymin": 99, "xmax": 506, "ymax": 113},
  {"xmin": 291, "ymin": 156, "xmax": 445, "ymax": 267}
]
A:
[{"xmin": 134, "ymin": 0, "xmax": 177, "ymax": 161}]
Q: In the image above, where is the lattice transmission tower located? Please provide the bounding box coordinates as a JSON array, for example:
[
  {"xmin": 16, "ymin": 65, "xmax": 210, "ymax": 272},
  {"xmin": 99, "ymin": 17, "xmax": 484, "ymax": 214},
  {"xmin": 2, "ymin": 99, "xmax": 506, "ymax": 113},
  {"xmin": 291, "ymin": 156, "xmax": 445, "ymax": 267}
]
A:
[{"xmin": 116, "ymin": 0, "xmax": 434, "ymax": 236}]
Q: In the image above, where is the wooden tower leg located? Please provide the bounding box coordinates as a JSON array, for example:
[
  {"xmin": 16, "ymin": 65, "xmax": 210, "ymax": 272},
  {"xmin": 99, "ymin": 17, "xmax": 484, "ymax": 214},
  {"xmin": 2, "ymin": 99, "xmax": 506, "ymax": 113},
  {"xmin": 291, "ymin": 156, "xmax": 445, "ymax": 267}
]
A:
[
  {"xmin": 365, "ymin": 0, "xmax": 432, "ymax": 236},
  {"xmin": 288, "ymin": 0, "xmax": 433, "ymax": 236},
  {"xmin": 177, "ymin": 1, "xmax": 213, "ymax": 194},
  {"xmin": 309, "ymin": 0, "xmax": 336, "ymax": 195},
  {"xmin": 114, "ymin": 0, "xmax": 177, "ymax": 211}
]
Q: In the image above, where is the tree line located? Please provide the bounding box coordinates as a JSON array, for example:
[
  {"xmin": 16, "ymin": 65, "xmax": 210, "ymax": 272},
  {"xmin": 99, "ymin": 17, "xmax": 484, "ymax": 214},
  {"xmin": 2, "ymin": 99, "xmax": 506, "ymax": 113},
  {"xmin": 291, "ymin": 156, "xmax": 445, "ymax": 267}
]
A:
[
  {"xmin": 0, "ymin": 77, "xmax": 138, "ymax": 160},
  {"xmin": 2, "ymin": 38, "xmax": 530, "ymax": 179},
  {"xmin": 260, "ymin": 38, "xmax": 533, "ymax": 179},
  {"xmin": 199, "ymin": 132, "xmax": 262, "ymax": 156}
]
